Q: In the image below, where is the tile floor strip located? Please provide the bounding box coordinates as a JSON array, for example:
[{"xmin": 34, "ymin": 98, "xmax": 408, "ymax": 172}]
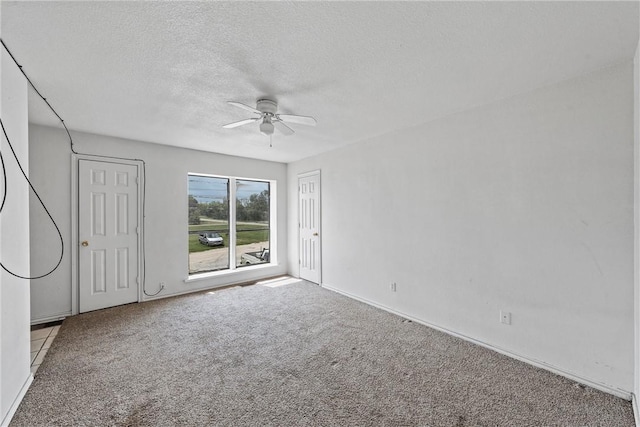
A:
[{"xmin": 30, "ymin": 325, "xmax": 60, "ymax": 375}]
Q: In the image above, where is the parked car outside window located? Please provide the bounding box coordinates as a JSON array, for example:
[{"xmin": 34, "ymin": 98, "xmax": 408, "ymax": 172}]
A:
[{"xmin": 198, "ymin": 232, "xmax": 224, "ymax": 247}]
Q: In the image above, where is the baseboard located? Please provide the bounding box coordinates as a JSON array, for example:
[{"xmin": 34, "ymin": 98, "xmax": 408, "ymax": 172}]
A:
[
  {"xmin": 147, "ymin": 273, "xmax": 290, "ymax": 301},
  {"xmin": 321, "ymin": 283, "xmax": 633, "ymax": 401},
  {"xmin": 31, "ymin": 312, "xmax": 69, "ymax": 326},
  {"xmin": 1, "ymin": 373, "xmax": 33, "ymax": 427},
  {"xmin": 633, "ymin": 393, "xmax": 639, "ymax": 427}
]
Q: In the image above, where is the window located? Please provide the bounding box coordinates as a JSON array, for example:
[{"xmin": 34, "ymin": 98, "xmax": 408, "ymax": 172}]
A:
[
  {"xmin": 188, "ymin": 175, "xmax": 229, "ymax": 273},
  {"xmin": 235, "ymin": 180, "xmax": 270, "ymax": 268},
  {"xmin": 188, "ymin": 174, "xmax": 273, "ymax": 275}
]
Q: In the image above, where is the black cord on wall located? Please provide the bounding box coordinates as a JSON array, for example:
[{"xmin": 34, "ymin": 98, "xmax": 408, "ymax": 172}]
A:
[
  {"xmin": 0, "ymin": 117, "xmax": 63, "ymax": 279},
  {"xmin": 0, "ymin": 38, "xmax": 162, "ymax": 296}
]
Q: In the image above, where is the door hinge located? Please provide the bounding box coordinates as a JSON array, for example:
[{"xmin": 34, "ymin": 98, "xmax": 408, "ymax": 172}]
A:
[
  {"xmin": 136, "ymin": 226, "xmax": 140, "ymax": 234},
  {"xmin": 136, "ymin": 277, "xmax": 140, "ymax": 285},
  {"xmin": 136, "ymin": 176, "xmax": 140, "ymax": 184}
]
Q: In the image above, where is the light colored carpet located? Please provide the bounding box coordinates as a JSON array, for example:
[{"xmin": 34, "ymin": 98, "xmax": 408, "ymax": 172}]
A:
[{"xmin": 11, "ymin": 279, "xmax": 634, "ymax": 426}]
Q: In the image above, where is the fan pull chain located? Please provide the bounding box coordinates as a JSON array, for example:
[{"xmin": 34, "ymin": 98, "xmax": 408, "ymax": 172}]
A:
[{"xmin": 269, "ymin": 135, "xmax": 272, "ymax": 148}]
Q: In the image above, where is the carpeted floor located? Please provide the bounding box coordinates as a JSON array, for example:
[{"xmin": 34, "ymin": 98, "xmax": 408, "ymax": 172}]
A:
[{"xmin": 11, "ymin": 279, "xmax": 635, "ymax": 426}]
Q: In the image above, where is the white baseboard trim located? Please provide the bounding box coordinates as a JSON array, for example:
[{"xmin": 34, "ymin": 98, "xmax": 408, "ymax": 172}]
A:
[
  {"xmin": 31, "ymin": 312, "xmax": 69, "ymax": 326},
  {"xmin": 633, "ymin": 393, "xmax": 639, "ymax": 427},
  {"xmin": 146, "ymin": 272, "xmax": 290, "ymax": 302},
  {"xmin": 321, "ymin": 283, "xmax": 633, "ymax": 401},
  {"xmin": 1, "ymin": 373, "xmax": 33, "ymax": 427}
]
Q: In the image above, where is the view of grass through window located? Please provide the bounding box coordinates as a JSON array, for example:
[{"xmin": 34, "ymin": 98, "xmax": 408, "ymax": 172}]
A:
[{"xmin": 188, "ymin": 174, "xmax": 270, "ymax": 274}]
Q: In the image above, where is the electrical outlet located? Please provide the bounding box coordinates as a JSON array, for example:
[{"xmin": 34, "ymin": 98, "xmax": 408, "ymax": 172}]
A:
[
  {"xmin": 390, "ymin": 282, "xmax": 397, "ymax": 292},
  {"xmin": 500, "ymin": 310, "xmax": 511, "ymax": 325}
]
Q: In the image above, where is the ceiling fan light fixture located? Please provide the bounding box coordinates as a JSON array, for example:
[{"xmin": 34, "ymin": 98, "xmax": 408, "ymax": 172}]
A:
[{"xmin": 259, "ymin": 118, "xmax": 274, "ymax": 136}]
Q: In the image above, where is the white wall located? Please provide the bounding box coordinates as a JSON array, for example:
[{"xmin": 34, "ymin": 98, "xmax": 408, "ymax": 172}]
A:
[
  {"xmin": 634, "ymin": 38, "xmax": 640, "ymax": 417},
  {"xmin": 0, "ymin": 47, "xmax": 32, "ymax": 424},
  {"xmin": 289, "ymin": 62, "xmax": 635, "ymax": 396},
  {"xmin": 29, "ymin": 126, "xmax": 287, "ymax": 322}
]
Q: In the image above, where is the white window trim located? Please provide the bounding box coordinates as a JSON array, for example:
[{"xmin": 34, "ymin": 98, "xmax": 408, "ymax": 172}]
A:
[
  {"xmin": 229, "ymin": 177, "xmax": 237, "ymax": 269},
  {"xmin": 187, "ymin": 173, "xmax": 276, "ymax": 278}
]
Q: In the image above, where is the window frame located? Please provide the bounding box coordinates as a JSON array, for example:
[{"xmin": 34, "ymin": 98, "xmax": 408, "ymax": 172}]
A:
[
  {"xmin": 187, "ymin": 173, "xmax": 276, "ymax": 278},
  {"xmin": 234, "ymin": 178, "xmax": 271, "ymax": 269}
]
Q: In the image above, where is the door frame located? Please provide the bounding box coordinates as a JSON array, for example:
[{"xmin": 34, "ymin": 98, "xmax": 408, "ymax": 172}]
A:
[
  {"xmin": 71, "ymin": 154, "xmax": 144, "ymax": 315},
  {"xmin": 298, "ymin": 169, "xmax": 322, "ymax": 285}
]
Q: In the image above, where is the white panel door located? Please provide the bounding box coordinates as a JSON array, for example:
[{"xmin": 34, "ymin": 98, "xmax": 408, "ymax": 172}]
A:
[
  {"xmin": 299, "ymin": 171, "xmax": 321, "ymax": 284},
  {"xmin": 79, "ymin": 160, "xmax": 139, "ymax": 313}
]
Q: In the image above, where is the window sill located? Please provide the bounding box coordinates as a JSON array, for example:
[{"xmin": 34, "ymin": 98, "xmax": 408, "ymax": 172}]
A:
[{"xmin": 184, "ymin": 263, "xmax": 275, "ymax": 284}]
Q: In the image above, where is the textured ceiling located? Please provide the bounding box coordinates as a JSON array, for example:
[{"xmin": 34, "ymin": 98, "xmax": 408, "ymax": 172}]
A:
[{"xmin": 2, "ymin": 1, "xmax": 639, "ymax": 163}]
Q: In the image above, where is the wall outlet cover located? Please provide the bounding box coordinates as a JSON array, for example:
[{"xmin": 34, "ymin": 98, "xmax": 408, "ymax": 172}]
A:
[{"xmin": 500, "ymin": 310, "xmax": 512, "ymax": 325}]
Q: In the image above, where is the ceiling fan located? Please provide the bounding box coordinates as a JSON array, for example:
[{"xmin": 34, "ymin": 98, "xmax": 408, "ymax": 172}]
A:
[{"xmin": 223, "ymin": 99, "xmax": 317, "ymax": 137}]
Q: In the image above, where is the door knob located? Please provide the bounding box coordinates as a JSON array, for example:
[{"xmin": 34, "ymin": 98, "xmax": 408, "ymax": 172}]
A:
[
  {"xmin": 81, "ymin": 241, "xmax": 89, "ymax": 247},
  {"xmin": 313, "ymin": 233, "xmax": 319, "ymax": 236}
]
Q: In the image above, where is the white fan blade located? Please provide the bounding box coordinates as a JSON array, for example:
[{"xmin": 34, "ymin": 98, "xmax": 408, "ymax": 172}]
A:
[
  {"xmin": 228, "ymin": 101, "xmax": 262, "ymax": 116},
  {"xmin": 277, "ymin": 114, "xmax": 317, "ymax": 126},
  {"xmin": 222, "ymin": 118, "xmax": 260, "ymax": 129},
  {"xmin": 273, "ymin": 120, "xmax": 295, "ymax": 135}
]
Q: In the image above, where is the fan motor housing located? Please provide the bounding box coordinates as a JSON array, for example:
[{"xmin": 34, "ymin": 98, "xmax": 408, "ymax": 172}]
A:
[{"xmin": 257, "ymin": 99, "xmax": 277, "ymax": 114}]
